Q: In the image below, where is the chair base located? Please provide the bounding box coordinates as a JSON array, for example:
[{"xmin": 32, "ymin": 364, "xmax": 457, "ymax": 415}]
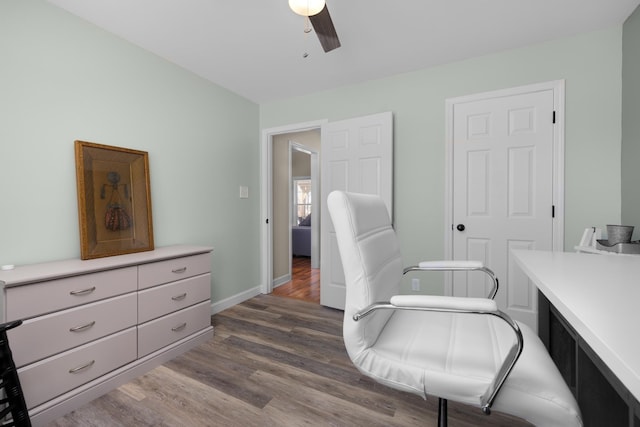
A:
[
  {"xmin": 438, "ymin": 398, "xmax": 447, "ymax": 427},
  {"xmin": 0, "ymin": 321, "xmax": 31, "ymax": 427}
]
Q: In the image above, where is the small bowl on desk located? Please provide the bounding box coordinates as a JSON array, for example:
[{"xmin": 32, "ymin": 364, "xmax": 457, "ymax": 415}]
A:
[
  {"xmin": 606, "ymin": 224, "xmax": 634, "ymax": 245},
  {"xmin": 596, "ymin": 239, "xmax": 640, "ymax": 254}
]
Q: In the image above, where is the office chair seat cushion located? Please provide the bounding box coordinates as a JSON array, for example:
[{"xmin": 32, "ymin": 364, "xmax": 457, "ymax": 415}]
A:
[{"xmin": 352, "ymin": 309, "xmax": 581, "ymax": 426}]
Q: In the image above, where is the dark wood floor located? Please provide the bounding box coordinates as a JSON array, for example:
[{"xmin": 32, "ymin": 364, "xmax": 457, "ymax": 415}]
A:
[
  {"xmin": 49, "ymin": 295, "xmax": 530, "ymax": 427},
  {"xmin": 272, "ymin": 256, "xmax": 320, "ymax": 304}
]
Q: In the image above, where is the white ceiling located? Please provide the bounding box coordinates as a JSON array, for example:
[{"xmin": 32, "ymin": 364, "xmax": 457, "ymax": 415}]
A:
[{"xmin": 46, "ymin": 0, "xmax": 640, "ymax": 104}]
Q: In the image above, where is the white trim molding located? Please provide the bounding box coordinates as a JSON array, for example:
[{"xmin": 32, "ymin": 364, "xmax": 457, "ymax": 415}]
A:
[
  {"xmin": 210, "ymin": 286, "xmax": 262, "ymax": 315},
  {"xmin": 260, "ymin": 120, "xmax": 327, "ymax": 295}
]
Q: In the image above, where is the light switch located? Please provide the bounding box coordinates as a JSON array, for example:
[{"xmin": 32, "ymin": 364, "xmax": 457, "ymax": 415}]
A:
[{"xmin": 239, "ymin": 186, "xmax": 249, "ymax": 199}]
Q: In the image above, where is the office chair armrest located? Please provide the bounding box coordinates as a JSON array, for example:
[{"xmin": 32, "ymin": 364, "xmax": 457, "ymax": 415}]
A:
[
  {"xmin": 479, "ymin": 310, "xmax": 523, "ymax": 414},
  {"xmin": 353, "ymin": 296, "xmax": 523, "ymax": 414},
  {"xmin": 403, "ymin": 261, "xmax": 499, "ymax": 299},
  {"xmin": 353, "ymin": 295, "xmax": 498, "ymax": 320},
  {"xmin": 418, "ymin": 260, "xmax": 484, "ymax": 269},
  {"xmin": 390, "ymin": 295, "xmax": 497, "ymax": 312}
]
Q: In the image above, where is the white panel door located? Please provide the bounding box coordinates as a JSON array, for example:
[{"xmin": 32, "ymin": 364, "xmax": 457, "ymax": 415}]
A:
[
  {"xmin": 451, "ymin": 89, "xmax": 555, "ymax": 330},
  {"xmin": 320, "ymin": 112, "xmax": 393, "ymax": 309}
]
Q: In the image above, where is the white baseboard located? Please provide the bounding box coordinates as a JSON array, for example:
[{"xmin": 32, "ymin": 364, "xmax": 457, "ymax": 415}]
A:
[
  {"xmin": 273, "ymin": 274, "xmax": 291, "ymax": 288},
  {"xmin": 210, "ymin": 286, "xmax": 262, "ymax": 315}
]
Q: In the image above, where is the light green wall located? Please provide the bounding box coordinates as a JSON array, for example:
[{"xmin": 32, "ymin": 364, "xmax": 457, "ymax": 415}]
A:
[
  {"xmin": 0, "ymin": 0, "xmax": 628, "ymax": 303},
  {"xmin": 622, "ymin": 6, "xmax": 640, "ymax": 239},
  {"xmin": 261, "ymin": 28, "xmax": 623, "ymax": 293},
  {"xmin": 0, "ymin": 0, "xmax": 260, "ymax": 303}
]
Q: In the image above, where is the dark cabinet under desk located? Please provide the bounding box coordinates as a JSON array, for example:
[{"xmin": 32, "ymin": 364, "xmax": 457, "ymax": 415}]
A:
[{"xmin": 539, "ymin": 290, "xmax": 640, "ymax": 427}]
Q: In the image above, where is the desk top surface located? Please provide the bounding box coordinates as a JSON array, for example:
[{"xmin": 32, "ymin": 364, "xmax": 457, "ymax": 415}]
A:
[{"xmin": 513, "ymin": 250, "xmax": 640, "ymax": 401}]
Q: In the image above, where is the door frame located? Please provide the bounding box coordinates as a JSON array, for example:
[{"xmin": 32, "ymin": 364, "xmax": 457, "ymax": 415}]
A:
[
  {"xmin": 260, "ymin": 119, "xmax": 327, "ymax": 295},
  {"xmin": 443, "ymin": 80, "xmax": 565, "ymax": 295}
]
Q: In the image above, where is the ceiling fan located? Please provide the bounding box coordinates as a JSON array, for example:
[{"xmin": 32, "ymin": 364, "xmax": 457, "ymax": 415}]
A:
[{"xmin": 289, "ymin": 0, "xmax": 341, "ymax": 53}]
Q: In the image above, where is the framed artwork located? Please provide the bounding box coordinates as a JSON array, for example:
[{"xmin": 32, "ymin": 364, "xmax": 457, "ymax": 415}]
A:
[{"xmin": 75, "ymin": 140, "xmax": 154, "ymax": 260}]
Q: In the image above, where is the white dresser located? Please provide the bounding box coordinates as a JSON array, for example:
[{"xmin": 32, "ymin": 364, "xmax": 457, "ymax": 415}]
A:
[{"xmin": 0, "ymin": 245, "xmax": 214, "ymax": 426}]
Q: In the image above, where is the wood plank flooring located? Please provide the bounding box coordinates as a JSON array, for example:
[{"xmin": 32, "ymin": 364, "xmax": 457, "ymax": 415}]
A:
[
  {"xmin": 49, "ymin": 295, "xmax": 531, "ymax": 427},
  {"xmin": 272, "ymin": 256, "xmax": 319, "ymax": 303}
]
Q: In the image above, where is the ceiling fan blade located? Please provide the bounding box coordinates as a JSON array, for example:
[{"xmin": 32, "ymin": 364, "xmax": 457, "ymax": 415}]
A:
[{"xmin": 309, "ymin": 4, "xmax": 341, "ymax": 53}]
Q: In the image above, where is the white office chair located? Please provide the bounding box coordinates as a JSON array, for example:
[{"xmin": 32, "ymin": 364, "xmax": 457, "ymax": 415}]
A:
[{"xmin": 327, "ymin": 191, "xmax": 582, "ymax": 427}]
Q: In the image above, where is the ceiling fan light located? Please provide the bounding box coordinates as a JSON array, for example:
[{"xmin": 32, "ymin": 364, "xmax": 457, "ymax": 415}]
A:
[{"xmin": 289, "ymin": 0, "xmax": 325, "ymax": 17}]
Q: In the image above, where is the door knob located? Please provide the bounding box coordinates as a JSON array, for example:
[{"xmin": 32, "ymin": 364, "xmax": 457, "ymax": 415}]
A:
[{"xmin": 456, "ymin": 224, "xmax": 465, "ymax": 232}]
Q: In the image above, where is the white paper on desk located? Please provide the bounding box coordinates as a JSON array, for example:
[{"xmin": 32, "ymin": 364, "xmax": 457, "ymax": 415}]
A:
[
  {"xmin": 579, "ymin": 228, "xmax": 594, "ymax": 247},
  {"xmin": 592, "ymin": 227, "xmax": 602, "ymax": 246}
]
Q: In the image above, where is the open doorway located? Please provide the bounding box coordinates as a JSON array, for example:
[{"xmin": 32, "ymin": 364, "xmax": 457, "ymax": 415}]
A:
[
  {"xmin": 261, "ymin": 113, "xmax": 392, "ymax": 308},
  {"xmin": 290, "ymin": 142, "xmax": 319, "ymax": 269},
  {"xmin": 261, "ymin": 121, "xmax": 324, "ymax": 303}
]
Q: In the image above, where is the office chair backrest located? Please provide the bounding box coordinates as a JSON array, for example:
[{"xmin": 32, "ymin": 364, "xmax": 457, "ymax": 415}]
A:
[{"xmin": 327, "ymin": 191, "xmax": 403, "ymax": 361}]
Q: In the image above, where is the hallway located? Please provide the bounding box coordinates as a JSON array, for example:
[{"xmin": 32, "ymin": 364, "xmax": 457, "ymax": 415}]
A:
[{"xmin": 272, "ymin": 256, "xmax": 319, "ymax": 304}]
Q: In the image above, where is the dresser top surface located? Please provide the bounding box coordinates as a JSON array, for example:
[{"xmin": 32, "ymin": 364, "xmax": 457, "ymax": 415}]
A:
[{"xmin": 0, "ymin": 245, "xmax": 213, "ymax": 288}]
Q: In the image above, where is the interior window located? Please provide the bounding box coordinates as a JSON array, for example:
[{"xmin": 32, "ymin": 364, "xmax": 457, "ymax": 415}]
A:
[{"xmin": 294, "ymin": 178, "xmax": 312, "ymax": 225}]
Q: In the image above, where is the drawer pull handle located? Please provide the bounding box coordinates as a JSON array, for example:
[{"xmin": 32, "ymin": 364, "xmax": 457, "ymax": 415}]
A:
[
  {"xmin": 70, "ymin": 286, "xmax": 96, "ymax": 296},
  {"xmin": 172, "ymin": 267, "xmax": 187, "ymax": 274},
  {"xmin": 171, "ymin": 293, "xmax": 187, "ymax": 301},
  {"xmin": 69, "ymin": 359, "xmax": 95, "ymax": 374},
  {"xmin": 172, "ymin": 322, "xmax": 187, "ymax": 332},
  {"xmin": 70, "ymin": 321, "xmax": 96, "ymax": 332}
]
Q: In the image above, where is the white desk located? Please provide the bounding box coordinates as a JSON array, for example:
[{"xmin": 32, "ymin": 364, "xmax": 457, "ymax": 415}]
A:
[{"xmin": 513, "ymin": 249, "xmax": 640, "ymax": 420}]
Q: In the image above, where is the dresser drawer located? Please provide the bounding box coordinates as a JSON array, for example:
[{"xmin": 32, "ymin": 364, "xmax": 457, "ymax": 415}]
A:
[
  {"xmin": 138, "ymin": 301, "xmax": 211, "ymax": 357},
  {"xmin": 138, "ymin": 253, "xmax": 211, "ymax": 290},
  {"xmin": 8, "ymin": 293, "xmax": 137, "ymax": 368},
  {"xmin": 138, "ymin": 273, "xmax": 211, "ymax": 323},
  {"xmin": 18, "ymin": 327, "xmax": 137, "ymax": 409},
  {"xmin": 5, "ymin": 267, "xmax": 137, "ymax": 321}
]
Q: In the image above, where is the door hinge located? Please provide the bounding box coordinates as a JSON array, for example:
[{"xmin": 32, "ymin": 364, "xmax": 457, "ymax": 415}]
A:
[
  {"xmin": 266, "ymin": 218, "xmax": 269, "ymax": 224},
  {"xmin": 552, "ymin": 205, "xmax": 555, "ymax": 218},
  {"xmin": 552, "ymin": 111, "xmax": 556, "ymax": 124}
]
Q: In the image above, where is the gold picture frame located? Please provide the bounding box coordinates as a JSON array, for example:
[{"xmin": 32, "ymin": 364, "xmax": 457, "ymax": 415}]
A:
[{"xmin": 75, "ymin": 140, "xmax": 154, "ymax": 260}]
